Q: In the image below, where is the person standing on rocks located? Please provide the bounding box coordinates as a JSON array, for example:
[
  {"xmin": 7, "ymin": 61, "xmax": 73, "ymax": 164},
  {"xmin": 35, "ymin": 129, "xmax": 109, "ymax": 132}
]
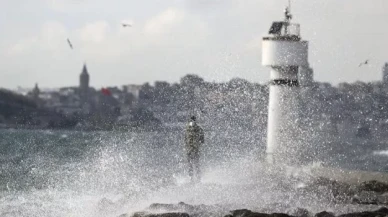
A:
[{"xmin": 184, "ymin": 116, "xmax": 205, "ymax": 183}]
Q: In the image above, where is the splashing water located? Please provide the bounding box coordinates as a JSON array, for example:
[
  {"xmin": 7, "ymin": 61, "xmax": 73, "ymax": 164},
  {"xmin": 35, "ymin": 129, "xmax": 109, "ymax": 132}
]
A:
[{"xmin": 0, "ymin": 129, "xmax": 386, "ymax": 217}]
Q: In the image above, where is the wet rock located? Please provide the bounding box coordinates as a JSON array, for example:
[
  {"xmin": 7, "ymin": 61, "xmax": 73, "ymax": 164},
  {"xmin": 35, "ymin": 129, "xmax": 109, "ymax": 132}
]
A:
[
  {"xmin": 149, "ymin": 203, "xmax": 179, "ymax": 211},
  {"xmin": 147, "ymin": 202, "xmax": 219, "ymax": 215},
  {"xmin": 351, "ymin": 191, "xmax": 379, "ymax": 205},
  {"xmin": 312, "ymin": 177, "xmax": 337, "ymax": 187},
  {"xmin": 337, "ymin": 207, "xmax": 388, "ymax": 217},
  {"xmin": 338, "ymin": 211, "xmax": 378, "ymax": 217},
  {"xmin": 96, "ymin": 197, "xmax": 122, "ymax": 216},
  {"xmin": 131, "ymin": 212, "xmax": 189, "ymax": 217},
  {"xmin": 231, "ymin": 209, "xmax": 269, "ymax": 217},
  {"xmin": 377, "ymin": 194, "xmax": 388, "ymax": 205},
  {"xmin": 357, "ymin": 181, "xmax": 388, "ymax": 193},
  {"xmin": 287, "ymin": 208, "xmax": 310, "ymax": 217},
  {"xmin": 261, "ymin": 203, "xmax": 292, "ymax": 213},
  {"xmin": 319, "ymin": 178, "xmax": 353, "ymax": 200},
  {"xmin": 351, "ymin": 191, "xmax": 388, "ymax": 205},
  {"xmin": 314, "ymin": 211, "xmax": 334, "ymax": 217},
  {"xmin": 301, "ymin": 177, "xmax": 356, "ymax": 202},
  {"xmin": 375, "ymin": 207, "xmax": 388, "ymax": 214},
  {"xmin": 271, "ymin": 213, "xmax": 293, "ymax": 217},
  {"xmin": 132, "ymin": 212, "xmax": 150, "ymax": 217},
  {"xmin": 146, "ymin": 202, "xmax": 224, "ymax": 217},
  {"xmin": 98, "ymin": 198, "xmax": 115, "ymax": 208},
  {"xmin": 128, "ymin": 202, "xmax": 388, "ymax": 217},
  {"xmin": 149, "ymin": 202, "xmax": 196, "ymax": 212},
  {"xmin": 306, "ymin": 178, "xmax": 388, "ymax": 204},
  {"xmin": 149, "ymin": 213, "xmax": 190, "ymax": 217},
  {"xmin": 230, "ymin": 209, "xmax": 293, "ymax": 217}
]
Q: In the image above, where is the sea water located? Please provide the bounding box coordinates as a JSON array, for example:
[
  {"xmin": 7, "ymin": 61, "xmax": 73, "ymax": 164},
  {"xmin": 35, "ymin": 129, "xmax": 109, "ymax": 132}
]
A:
[{"xmin": 0, "ymin": 129, "xmax": 387, "ymax": 217}]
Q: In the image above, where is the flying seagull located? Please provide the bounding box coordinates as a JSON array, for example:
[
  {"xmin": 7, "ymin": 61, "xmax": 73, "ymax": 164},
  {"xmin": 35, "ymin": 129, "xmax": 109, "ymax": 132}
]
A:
[
  {"xmin": 359, "ymin": 59, "xmax": 369, "ymax": 67},
  {"xmin": 122, "ymin": 23, "xmax": 132, "ymax": 27},
  {"xmin": 67, "ymin": 38, "xmax": 73, "ymax": 49}
]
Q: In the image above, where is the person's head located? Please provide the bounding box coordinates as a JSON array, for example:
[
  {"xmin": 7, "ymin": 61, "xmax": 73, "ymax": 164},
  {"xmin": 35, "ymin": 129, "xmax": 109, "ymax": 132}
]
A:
[{"xmin": 189, "ymin": 116, "xmax": 196, "ymax": 126}]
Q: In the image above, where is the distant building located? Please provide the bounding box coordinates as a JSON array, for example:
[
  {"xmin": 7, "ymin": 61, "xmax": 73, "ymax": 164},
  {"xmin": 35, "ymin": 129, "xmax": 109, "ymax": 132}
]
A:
[
  {"xmin": 25, "ymin": 83, "xmax": 43, "ymax": 107},
  {"xmin": 154, "ymin": 81, "xmax": 170, "ymax": 90},
  {"xmin": 31, "ymin": 83, "xmax": 40, "ymax": 101},
  {"xmin": 383, "ymin": 63, "xmax": 388, "ymax": 85},
  {"xmin": 299, "ymin": 66, "xmax": 314, "ymax": 87},
  {"xmin": 79, "ymin": 63, "xmax": 90, "ymax": 102},
  {"xmin": 122, "ymin": 84, "xmax": 142, "ymax": 99}
]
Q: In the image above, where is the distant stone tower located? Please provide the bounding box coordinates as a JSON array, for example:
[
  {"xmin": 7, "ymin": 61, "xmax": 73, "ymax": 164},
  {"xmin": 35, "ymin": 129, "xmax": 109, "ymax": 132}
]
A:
[
  {"xmin": 79, "ymin": 63, "xmax": 90, "ymax": 102},
  {"xmin": 32, "ymin": 83, "xmax": 40, "ymax": 101},
  {"xmin": 383, "ymin": 63, "xmax": 388, "ymax": 85}
]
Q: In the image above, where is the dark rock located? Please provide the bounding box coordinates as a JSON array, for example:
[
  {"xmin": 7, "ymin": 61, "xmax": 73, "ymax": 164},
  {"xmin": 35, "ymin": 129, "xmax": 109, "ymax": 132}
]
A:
[
  {"xmin": 314, "ymin": 211, "xmax": 334, "ymax": 217},
  {"xmin": 287, "ymin": 208, "xmax": 310, "ymax": 217},
  {"xmin": 148, "ymin": 202, "xmax": 196, "ymax": 212},
  {"xmin": 132, "ymin": 212, "xmax": 149, "ymax": 217},
  {"xmin": 231, "ymin": 209, "xmax": 269, "ymax": 217},
  {"xmin": 337, "ymin": 207, "xmax": 388, "ymax": 217},
  {"xmin": 377, "ymin": 195, "xmax": 388, "ymax": 205},
  {"xmin": 352, "ymin": 191, "xmax": 388, "ymax": 205},
  {"xmin": 351, "ymin": 197, "xmax": 378, "ymax": 205},
  {"xmin": 271, "ymin": 213, "xmax": 293, "ymax": 217},
  {"xmin": 338, "ymin": 211, "xmax": 382, "ymax": 217},
  {"xmin": 262, "ymin": 203, "xmax": 291, "ymax": 213},
  {"xmin": 352, "ymin": 191, "xmax": 379, "ymax": 205},
  {"xmin": 131, "ymin": 212, "xmax": 189, "ymax": 217},
  {"xmin": 312, "ymin": 177, "xmax": 337, "ymax": 187},
  {"xmin": 232, "ymin": 209, "xmax": 255, "ymax": 217},
  {"xmin": 357, "ymin": 181, "xmax": 388, "ymax": 193},
  {"xmin": 230, "ymin": 209, "xmax": 293, "ymax": 217},
  {"xmin": 375, "ymin": 207, "xmax": 388, "ymax": 214},
  {"xmin": 305, "ymin": 177, "xmax": 355, "ymax": 202},
  {"xmin": 149, "ymin": 203, "xmax": 177, "ymax": 211},
  {"xmin": 149, "ymin": 213, "xmax": 190, "ymax": 217},
  {"xmin": 98, "ymin": 198, "xmax": 115, "ymax": 208}
]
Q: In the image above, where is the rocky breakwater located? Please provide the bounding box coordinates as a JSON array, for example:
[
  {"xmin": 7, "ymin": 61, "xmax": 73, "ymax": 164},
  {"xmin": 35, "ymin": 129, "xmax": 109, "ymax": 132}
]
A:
[
  {"xmin": 118, "ymin": 202, "xmax": 388, "ymax": 217},
  {"xmin": 117, "ymin": 178, "xmax": 388, "ymax": 217},
  {"xmin": 303, "ymin": 178, "xmax": 388, "ymax": 205}
]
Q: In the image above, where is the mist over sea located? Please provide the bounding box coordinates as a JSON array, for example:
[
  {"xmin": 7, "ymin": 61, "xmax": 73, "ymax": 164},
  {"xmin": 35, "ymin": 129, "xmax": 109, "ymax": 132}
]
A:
[{"xmin": 0, "ymin": 128, "xmax": 388, "ymax": 217}]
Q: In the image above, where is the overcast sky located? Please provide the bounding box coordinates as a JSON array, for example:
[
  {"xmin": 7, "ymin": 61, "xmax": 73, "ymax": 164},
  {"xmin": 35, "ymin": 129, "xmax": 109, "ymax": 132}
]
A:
[{"xmin": 1, "ymin": 0, "xmax": 387, "ymax": 89}]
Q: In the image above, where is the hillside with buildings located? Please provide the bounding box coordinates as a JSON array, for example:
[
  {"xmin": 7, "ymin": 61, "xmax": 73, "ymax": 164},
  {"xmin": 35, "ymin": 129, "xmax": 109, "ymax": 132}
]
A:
[
  {"xmin": 2, "ymin": 62, "xmax": 388, "ymax": 136},
  {"xmin": 0, "ymin": 88, "xmax": 78, "ymax": 129}
]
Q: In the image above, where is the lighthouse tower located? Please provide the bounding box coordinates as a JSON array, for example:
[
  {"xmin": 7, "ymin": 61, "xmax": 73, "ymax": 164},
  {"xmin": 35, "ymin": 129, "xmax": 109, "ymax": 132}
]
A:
[{"xmin": 262, "ymin": 5, "xmax": 309, "ymax": 164}]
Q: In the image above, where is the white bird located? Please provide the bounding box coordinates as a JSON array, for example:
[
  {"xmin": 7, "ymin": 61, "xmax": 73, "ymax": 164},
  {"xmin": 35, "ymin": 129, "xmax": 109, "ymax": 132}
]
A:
[
  {"xmin": 122, "ymin": 23, "xmax": 132, "ymax": 27},
  {"xmin": 359, "ymin": 59, "xmax": 369, "ymax": 67}
]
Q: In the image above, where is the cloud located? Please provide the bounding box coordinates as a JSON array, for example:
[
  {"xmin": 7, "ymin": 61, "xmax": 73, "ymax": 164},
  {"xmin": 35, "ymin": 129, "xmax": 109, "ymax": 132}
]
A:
[
  {"xmin": 2, "ymin": 7, "xmax": 212, "ymax": 87},
  {"xmin": 5, "ymin": 0, "xmax": 388, "ymax": 89},
  {"xmin": 141, "ymin": 7, "xmax": 209, "ymax": 47},
  {"xmin": 8, "ymin": 21, "xmax": 68, "ymax": 55},
  {"xmin": 245, "ymin": 36, "xmax": 261, "ymax": 51},
  {"xmin": 44, "ymin": 0, "xmax": 88, "ymax": 12},
  {"xmin": 78, "ymin": 21, "xmax": 110, "ymax": 43},
  {"xmin": 8, "ymin": 38, "xmax": 37, "ymax": 55},
  {"xmin": 144, "ymin": 8, "xmax": 185, "ymax": 35}
]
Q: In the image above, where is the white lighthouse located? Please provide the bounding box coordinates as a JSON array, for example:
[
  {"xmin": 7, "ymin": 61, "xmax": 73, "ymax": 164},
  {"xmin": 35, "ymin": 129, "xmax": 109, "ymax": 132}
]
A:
[{"xmin": 262, "ymin": 5, "xmax": 309, "ymax": 164}]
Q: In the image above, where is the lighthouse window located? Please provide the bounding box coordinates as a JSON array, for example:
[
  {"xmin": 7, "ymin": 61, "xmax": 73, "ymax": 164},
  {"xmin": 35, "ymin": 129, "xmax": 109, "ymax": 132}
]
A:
[{"xmin": 269, "ymin": 22, "xmax": 284, "ymax": 35}]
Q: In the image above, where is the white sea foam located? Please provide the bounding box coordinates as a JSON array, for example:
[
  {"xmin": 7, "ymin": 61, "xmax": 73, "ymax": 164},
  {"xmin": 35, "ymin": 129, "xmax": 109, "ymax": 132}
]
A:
[{"xmin": 373, "ymin": 150, "xmax": 388, "ymax": 156}]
